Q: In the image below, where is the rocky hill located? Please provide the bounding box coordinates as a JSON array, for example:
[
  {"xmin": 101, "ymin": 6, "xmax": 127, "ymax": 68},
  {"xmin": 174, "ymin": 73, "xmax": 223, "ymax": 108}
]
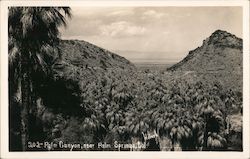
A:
[
  {"xmin": 51, "ymin": 39, "xmax": 135, "ymax": 81},
  {"xmin": 168, "ymin": 30, "xmax": 242, "ymax": 72},
  {"xmin": 167, "ymin": 30, "xmax": 243, "ymax": 91},
  {"xmin": 59, "ymin": 40, "xmax": 134, "ymax": 69}
]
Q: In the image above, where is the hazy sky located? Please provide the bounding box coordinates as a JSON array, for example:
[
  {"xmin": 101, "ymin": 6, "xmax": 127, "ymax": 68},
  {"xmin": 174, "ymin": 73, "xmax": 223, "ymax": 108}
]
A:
[{"xmin": 61, "ymin": 7, "xmax": 242, "ymax": 62}]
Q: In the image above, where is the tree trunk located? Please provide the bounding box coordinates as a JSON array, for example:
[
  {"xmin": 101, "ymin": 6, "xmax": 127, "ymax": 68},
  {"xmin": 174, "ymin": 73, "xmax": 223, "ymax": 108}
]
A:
[
  {"xmin": 9, "ymin": 62, "xmax": 23, "ymax": 151},
  {"xmin": 20, "ymin": 50, "xmax": 31, "ymax": 151},
  {"xmin": 203, "ymin": 117, "xmax": 209, "ymax": 150}
]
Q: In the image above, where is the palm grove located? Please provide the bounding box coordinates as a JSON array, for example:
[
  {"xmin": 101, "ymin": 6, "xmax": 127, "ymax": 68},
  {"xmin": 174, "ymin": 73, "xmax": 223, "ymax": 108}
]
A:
[{"xmin": 8, "ymin": 7, "xmax": 242, "ymax": 151}]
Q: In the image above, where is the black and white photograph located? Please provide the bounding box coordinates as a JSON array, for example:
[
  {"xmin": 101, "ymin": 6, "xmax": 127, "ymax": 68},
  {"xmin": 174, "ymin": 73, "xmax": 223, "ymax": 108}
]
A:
[{"xmin": 1, "ymin": 0, "xmax": 250, "ymax": 159}]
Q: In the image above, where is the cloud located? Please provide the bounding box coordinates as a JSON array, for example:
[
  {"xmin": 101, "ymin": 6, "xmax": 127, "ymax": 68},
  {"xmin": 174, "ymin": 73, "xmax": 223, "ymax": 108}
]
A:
[
  {"xmin": 62, "ymin": 7, "xmax": 242, "ymax": 60},
  {"xmin": 142, "ymin": 10, "xmax": 165, "ymax": 19},
  {"xmin": 100, "ymin": 21, "xmax": 146, "ymax": 37},
  {"xmin": 107, "ymin": 9, "xmax": 134, "ymax": 17}
]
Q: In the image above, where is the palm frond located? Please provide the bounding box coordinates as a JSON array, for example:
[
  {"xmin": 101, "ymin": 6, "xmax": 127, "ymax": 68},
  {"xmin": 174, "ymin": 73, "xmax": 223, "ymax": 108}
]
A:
[
  {"xmin": 8, "ymin": 36, "xmax": 20, "ymax": 66},
  {"xmin": 9, "ymin": 46, "xmax": 20, "ymax": 66},
  {"xmin": 35, "ymin": 52, "xmax": 48, "ymax": 73},
  {"xmin": 52, "ymin": 8, "xmax": 67, "ymax": 27},
  {"xmin": 21, "ymin": 8, "xmax": 36, "ymax": 37},
  {"xmin": 61, "ymin": 7, "xmax": 72, "ymax": 19}
]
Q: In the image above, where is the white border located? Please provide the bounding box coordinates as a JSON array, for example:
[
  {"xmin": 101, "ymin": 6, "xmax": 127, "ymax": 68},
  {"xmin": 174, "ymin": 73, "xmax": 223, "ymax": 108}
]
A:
[{"xmin": 1, "ymin": 1, "xmax": 249, "ymax": 159}]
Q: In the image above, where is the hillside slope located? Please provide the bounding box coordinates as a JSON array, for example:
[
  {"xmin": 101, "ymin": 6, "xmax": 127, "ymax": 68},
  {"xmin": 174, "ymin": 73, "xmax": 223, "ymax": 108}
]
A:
[
  {"xmin": 60, "ymin": 40, "xmax": 134, "ymax": 69},
  {"xmin": 51, "ymin": 39, "xmax": 135, "ymax": 81},
  {"xmin": 168, "ymin": 30, "xmax": 242, "ymax": 72},
  {"xmin": 167, "ymin": 30, "xmax": 243, "ymax": 91}
]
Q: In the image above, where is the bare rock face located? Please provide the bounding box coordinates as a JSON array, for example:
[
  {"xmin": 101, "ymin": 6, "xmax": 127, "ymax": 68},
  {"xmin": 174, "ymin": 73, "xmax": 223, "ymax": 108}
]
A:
[
  {"xmin": 207, "ymin": 30, "xmax": 242, "ymax": 49},
  {"xmin": 167, "ymin": 30, "xmax": 243, "ymax": 91}
]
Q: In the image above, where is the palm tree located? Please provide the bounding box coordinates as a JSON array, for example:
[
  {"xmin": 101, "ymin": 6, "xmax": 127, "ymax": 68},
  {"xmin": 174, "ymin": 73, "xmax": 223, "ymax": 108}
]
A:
[{"xmin": 8, "ymin": 7, "xmax": 71, "ymax": 151}]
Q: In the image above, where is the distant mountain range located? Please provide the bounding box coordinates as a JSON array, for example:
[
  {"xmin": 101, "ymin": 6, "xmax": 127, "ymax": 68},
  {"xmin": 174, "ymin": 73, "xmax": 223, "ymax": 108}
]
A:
[{"xmin": 113, "ymin": 50, "xmax": 184, "ymax": 64}]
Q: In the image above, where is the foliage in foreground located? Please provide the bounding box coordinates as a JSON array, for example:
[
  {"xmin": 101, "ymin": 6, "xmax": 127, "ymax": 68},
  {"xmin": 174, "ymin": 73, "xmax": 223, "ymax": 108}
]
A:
[{"xmin": 25, "ymin": 67, "xmax": 242, "ymax": 151}]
